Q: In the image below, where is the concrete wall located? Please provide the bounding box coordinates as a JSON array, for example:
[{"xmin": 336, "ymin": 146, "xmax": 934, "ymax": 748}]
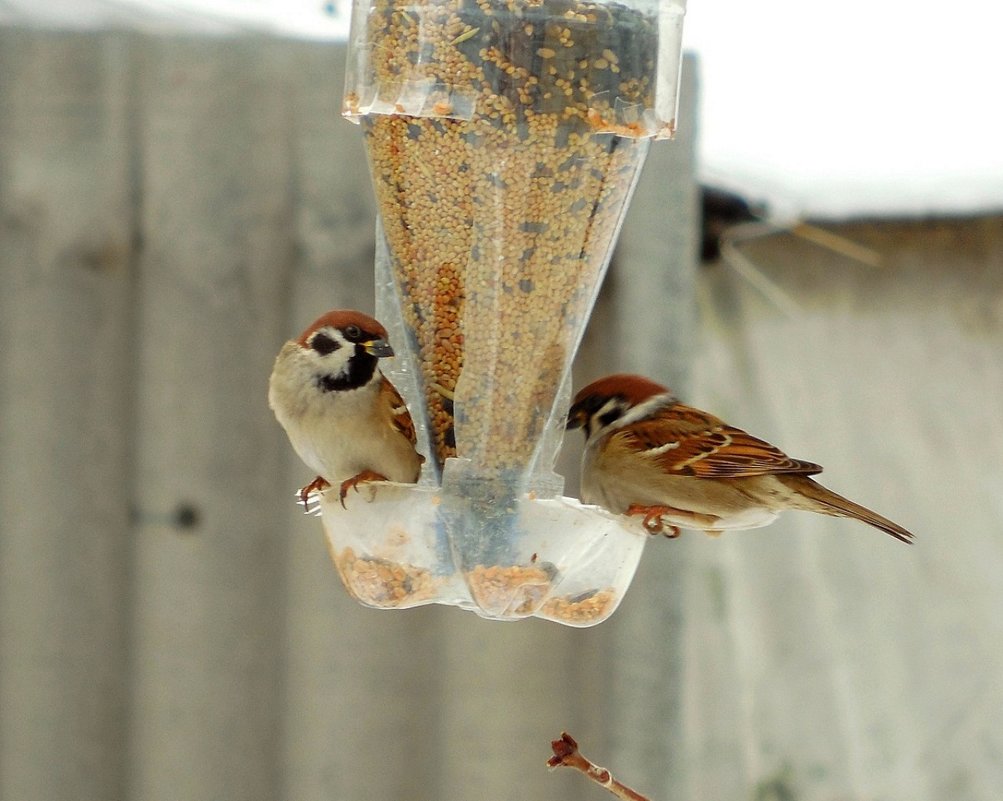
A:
[{"xmin": 680, "ymin": 217, "xmax": 1003, "ymax": 801}]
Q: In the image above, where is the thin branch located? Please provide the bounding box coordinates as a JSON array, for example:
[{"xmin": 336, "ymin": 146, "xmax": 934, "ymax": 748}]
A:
[
  {"xmin": 547, "ymin": 732, "xmax": 652, "ymax": 801},
  {"xmin": 789, "ymin": 221, "xmax": 884, "ymax": 268},
  {"xmin": 719, "ymin": 235, "xmax": 802, "ymax": 318},
  {"xmin": 718, "ymin": 216, "xmax": 884, "ymax": 317}
]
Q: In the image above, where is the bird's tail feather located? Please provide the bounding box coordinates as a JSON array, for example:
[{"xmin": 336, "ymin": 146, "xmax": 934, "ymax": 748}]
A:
[{"xmin": 786, "ymin": 476, "xmax": 914, "ymax": 544}]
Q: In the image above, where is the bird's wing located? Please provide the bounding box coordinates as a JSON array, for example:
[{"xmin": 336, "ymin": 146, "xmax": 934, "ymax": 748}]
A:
[
  {"xmin": 610, "ymin": 402, "xmax": 822, "ymax": 478},
  {"xmin": 379, "ymin": 377, "xmax": 424, "ymax": 460}
]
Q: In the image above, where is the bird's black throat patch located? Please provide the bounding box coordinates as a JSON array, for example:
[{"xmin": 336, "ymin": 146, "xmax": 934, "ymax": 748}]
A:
[{"xmin": 316, "ymin": 349, "xmax": 378, "ymax": 393}]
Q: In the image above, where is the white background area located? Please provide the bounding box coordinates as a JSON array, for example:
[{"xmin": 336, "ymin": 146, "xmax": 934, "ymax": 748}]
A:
[
  {"xmin": 684, "ymin": 0, "xmax": 1003, "ymax": 218},
  {"xmin": 2, "ymin": 0, "xmax": 1002, "ymax": 218}
]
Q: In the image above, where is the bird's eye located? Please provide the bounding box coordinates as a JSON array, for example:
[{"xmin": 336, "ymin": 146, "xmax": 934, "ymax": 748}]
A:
[
  {"xmin": 344, "ymin": 325, "xmax": 362, "ymax": 341},
  {"xmin": 310, "ymin": 332, "xmax": 339, "ymax": 356}
]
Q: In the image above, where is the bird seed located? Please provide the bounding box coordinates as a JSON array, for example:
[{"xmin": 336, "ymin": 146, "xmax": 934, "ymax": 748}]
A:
[
  {"xmin": 334, "ymin": 547, "xmax": 441, "ymax": 608},
  {"xmin": 354, "ymin": 0, "xmax": 658, "ymax": 471}
]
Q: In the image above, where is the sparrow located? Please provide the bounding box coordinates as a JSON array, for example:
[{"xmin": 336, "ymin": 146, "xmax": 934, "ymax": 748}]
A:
[
  {"xmin": 567, "ymin": 374, "xmax": 913, "ymax": 543},
  {"xmin": 268, "ymin": 309, "xmax": 424, "ymax": 509}
]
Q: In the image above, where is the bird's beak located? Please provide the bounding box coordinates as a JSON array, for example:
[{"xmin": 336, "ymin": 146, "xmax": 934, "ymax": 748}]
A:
[{"xmin": 363, "ymin": 338, "xmax": 394, "ymax": 358}]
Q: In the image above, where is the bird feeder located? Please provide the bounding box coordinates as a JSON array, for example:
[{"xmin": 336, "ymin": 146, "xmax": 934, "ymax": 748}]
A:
[{"xmin": 321, "ymin": 0, "xmax": 687, "ymax": 626}]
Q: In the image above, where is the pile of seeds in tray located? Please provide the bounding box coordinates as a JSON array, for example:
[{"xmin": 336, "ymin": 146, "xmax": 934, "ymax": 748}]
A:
[
  {"xmin": 352, "ymin": 0, "xmax": 658, "ymax": 471},
  {"xmin": 541, "ymin": 587, "xmax": 617, "ymax": 624},
  {"xmin": 333, "ymin": 547, "xmax": 441, "ymax": 608},
  {"xmin": 466, "ymin": 562, "xmax": 555, "ymax": 615},
  {"xmin": 462, "ymin": 563, "xmax": 620, "ymax": 623}
]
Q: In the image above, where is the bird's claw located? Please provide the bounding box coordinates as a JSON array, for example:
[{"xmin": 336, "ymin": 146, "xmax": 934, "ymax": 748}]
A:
[
  {"xmin": 626, "ymin": 504, "xmax": 681, "ymax": 538},
  {"xmin": 338, "ymin": 470, "xmax": 389, "ymax": 509},
  {"xmin": 299, "ymin": 476, "xmax": 331, "ymax": 512}
]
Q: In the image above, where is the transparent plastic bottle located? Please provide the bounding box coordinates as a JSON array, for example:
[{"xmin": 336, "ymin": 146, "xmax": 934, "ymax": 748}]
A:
[{"xmin": 323, "ymin": 0, "xmax": 687, "ymax": 626}]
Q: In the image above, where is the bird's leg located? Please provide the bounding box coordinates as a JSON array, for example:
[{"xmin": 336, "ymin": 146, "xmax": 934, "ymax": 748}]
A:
[
  {"xmin": 625, "ymin": 504, "xmax": 682, "ymax": 538},
  {"xmin": 339, "ymin": 469, "xmax": 389, "ymax": 508},
  {"xmin": 299, "ymin": 476, "xmax": 331, "ymax": 510}
]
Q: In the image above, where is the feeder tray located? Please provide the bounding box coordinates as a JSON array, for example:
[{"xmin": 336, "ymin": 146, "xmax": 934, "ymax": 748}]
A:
[{"xmin": 320, "ymin": 0, "xmax": 686, "ymax": 626}]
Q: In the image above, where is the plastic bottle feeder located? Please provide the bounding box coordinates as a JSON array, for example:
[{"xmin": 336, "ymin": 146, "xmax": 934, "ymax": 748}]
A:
[{"xmin": 321, "ymin": 0, "xmax": 686, "ymax": 626}]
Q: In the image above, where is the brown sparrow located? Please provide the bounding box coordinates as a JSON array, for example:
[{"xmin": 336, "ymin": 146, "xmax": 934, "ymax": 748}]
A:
[
  {"xmin": 269, "ymin": 310, "xmax": 423, "ymax": 508},
  {"xmin": 567, "ymin": 374, "xmax": 913, "ymax": 543}
]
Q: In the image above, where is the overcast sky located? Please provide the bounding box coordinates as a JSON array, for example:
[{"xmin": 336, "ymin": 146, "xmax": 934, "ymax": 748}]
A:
[
  {"xmin": 684, "ymin": 0, "xmax": 1003, "ymax": 218},
  {"xmin": 3, "ymin": 0, "xmax": 1001, "ymax": 218}
]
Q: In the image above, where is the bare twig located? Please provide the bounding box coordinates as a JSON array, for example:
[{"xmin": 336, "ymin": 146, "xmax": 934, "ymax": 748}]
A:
[
  {"xmin": 789, "ymin": 221, "xmax": 884, "ymax": 268},
  {"xmin": 547, "ymin": 732, "xmax": 652, "ymax": 801},
  {"xmin": 719, "ymin": 234, "xmax": 802, "ymax": 318},
  {"xmin": 718, "ymin": 216, "xmax": 885, "ymax": 318}
]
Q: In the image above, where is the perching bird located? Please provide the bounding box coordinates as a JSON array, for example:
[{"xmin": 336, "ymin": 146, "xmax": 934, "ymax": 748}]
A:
[
  {"xmin": 269, "ymin": 309, "xmax": 423, "ymax": 508},
  {"xmin": 567, "ymin": 373, "xmax": 913, "ymax": 543}
]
